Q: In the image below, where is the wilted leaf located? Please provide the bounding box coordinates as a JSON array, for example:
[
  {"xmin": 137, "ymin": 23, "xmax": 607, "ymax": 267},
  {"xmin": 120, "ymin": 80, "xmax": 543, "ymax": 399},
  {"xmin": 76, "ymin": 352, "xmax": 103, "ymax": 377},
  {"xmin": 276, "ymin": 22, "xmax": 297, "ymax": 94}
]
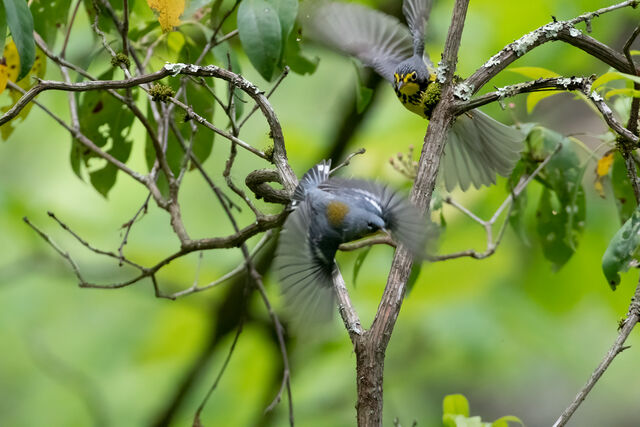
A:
[
  {"xmin": 146, "ymin": 0, "xmax": 185, "ymax": 32},
  {"xmin": 602, "ymin": 204, "xmax": 640, "ymax": 289},
  {"xmin": 237, "ymin": 0, "xmax": 282, "ymax": 81},
  {"xmin": 3, "ymin": 0, "xmax": 35, "ymax": 80}
]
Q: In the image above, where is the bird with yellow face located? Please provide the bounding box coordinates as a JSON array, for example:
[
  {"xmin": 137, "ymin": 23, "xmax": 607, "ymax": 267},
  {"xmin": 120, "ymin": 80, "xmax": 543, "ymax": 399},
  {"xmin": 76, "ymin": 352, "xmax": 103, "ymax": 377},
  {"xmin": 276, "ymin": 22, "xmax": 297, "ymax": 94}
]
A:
[{"xmin": 303, "ymin": 0, "xmax": 525, "ymax": 192}]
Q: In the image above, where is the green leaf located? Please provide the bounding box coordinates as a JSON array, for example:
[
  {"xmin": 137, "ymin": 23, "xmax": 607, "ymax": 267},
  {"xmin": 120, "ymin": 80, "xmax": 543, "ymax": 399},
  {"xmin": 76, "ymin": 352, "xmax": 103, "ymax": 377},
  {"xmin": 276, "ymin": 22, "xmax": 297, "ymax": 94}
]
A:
[
  {"xmin": 31, "ymin": 0, "xmax": 71, "ymax": 47},
  {"xmin": 270, "ymin": 0, "xmax": 297, "ymax": 47},
  {"xmin": 75, "ymin": 69, "xmax": 135, "ymax": 196},
  {"xmin": 282, "ymin": 24, "xmax": 318, "ymax": 75},
  {"xmin": 611, "ymin": 152, "xmax": 636, "ymax": 224},
  {"xmin": 525, "ymin": 127, "xmax": 586, "ymax": 270},
  {"xmin": 3, "ymin": 0, "xmax": 35, "ymax": 80},
  {"xmin": 602, "ymin": 204, "xmax": 640, "ymax": 290},
  {"xmin": 352, "ymin": 246, "xmax": 371, "ymax": 288},
  {"xmin": 237, "ymin": 0, "xmax": 282, "ymax": 81},
  {"xmin": 443, "ymin": 394, "xmax": 470, "ymax": 417},
  {"xmin": 491, "ymin": 415, "xmax": 524, "ymax": 427},
  {"xmin": 0, "ymin": 4, "xmax": 6, "ymax": 55},
  {"xmin": 405, "ymin": 262, "xmax": 422, "ymax": 295},
  {"xmin": 508, "ymin": 187, "xmax": 529, "ymax": 246},
  {"xmin": 354, "ymin": 64, "xmax": 373, "ymax": 113},
  {"xmin": 443, "ymin": 414, "xmax": 491, "ymax": 427}
]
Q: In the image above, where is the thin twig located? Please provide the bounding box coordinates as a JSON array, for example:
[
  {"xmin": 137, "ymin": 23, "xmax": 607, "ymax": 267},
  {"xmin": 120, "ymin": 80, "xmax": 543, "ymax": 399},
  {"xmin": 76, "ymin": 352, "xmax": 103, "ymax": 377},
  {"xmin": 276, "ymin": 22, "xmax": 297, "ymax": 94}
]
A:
[
  {"xmin": 330, "ymin": 148, "xmax": 366, "ymax": 174},
  {"xmin": 60, "ymin": 0, "xmax": 82, "ymax": 59},
  {"xmin": 193, "ymin": 304, "xmax": 246, "ymax": 426},
  {"xmin": 430, "ymin": 143, "xmax": 562, "ymax": 262},
  {"xmin": 553, "ymin": 281, "xmax": 640, "ymax": 427},
  {"xmin": 238, "ymin": 66, "xmax": 290, "ymax": 129},
  {"xmin": 47, "ymin": 211, "xmax": 145, "ymax": 270}
]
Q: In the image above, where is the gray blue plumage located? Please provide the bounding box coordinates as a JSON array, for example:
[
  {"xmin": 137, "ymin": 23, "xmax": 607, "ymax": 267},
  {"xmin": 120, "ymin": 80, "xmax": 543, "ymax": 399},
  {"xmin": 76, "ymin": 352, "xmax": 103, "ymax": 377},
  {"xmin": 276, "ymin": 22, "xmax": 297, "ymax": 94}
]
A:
[
  {"xmin": 302, "ymin": 0, "xmax": 525, "ymax": 192},
  {"xmin": 276, "ymin": 160, "xmax": 428, "ymax": 317}
]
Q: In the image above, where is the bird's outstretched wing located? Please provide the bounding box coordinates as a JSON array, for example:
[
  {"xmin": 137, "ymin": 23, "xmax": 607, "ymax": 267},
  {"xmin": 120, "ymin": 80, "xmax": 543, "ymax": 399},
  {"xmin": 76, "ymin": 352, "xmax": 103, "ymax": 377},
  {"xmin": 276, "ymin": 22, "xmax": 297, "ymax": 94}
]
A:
[
  {"xmin": 302, "ymin": 1, "xmax": 413, "ymax": 83},
  {"xmin": 402, "ymin": 0, "xmax": 433, "ymax": 62},
  {"xmin": 276, "ymin": 201, "xmax": 337, "ymax": 321},
  {"xmin": 441, "ymin": 110, "xmax": 524, "ymax": 192}
]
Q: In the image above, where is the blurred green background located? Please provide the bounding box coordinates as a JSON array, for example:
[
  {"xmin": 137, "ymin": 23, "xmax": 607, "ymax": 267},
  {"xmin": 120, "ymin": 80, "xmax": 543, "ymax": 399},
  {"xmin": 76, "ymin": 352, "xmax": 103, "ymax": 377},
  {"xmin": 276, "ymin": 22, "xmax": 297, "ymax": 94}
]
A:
[{"xmin": 1, "ymin": 0, "xmax": 640, "ymax": 426}]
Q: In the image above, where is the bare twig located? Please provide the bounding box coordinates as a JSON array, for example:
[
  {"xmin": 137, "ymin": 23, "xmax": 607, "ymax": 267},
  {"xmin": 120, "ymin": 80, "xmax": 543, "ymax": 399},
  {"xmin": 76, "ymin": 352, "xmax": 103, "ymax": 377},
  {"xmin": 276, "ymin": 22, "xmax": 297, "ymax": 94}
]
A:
[
  {"xmin": 238, "ymin": 66, "xmax": 290, "ymax": 129},
  {"xmin": 193, "ymin": 304, "xmax": 245, "ymax": 427},
  {"xmin": 47, "ymin": 211, "xmax": 145, "ymax": 270},
  {"xmin": 330, "ymin": 148, "xmax": 366, "ymax": 174},
  {"xmin": 553, "ymin": 281, "xmax": 640, "ymax": 427},
  {"xmin": 430, "ymin": 143, "xmax": 562, "ymax": 261}
]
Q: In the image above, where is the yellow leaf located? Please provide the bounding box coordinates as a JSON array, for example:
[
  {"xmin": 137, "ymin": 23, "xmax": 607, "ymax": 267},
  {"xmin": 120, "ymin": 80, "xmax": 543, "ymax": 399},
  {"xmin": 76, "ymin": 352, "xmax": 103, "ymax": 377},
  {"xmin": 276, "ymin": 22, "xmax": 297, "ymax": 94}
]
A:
[
  {"xmin": 3, "ymin": 40, "xmax": 20, "ymax": 82},
  {"xmin": 146, "ymin": 0, "xmax": 185, "ymax": 32},
  {"xmin": 508, "ymin": 66, "xmax": 560, "ymax": 79},
  {"xmin": 1, "ymin": 40, "xmax": 47, "ymax": 140},
  {"xmin": 0, "ymin": 65, "xmax": 8, "ymax": 95},
  {"xmin": 596, "ymin": 152, "xmax": 614, "ymax": 177},
  {"xmin": 594, "ymin": 151, "xmax": 614, "ymax": 199}
]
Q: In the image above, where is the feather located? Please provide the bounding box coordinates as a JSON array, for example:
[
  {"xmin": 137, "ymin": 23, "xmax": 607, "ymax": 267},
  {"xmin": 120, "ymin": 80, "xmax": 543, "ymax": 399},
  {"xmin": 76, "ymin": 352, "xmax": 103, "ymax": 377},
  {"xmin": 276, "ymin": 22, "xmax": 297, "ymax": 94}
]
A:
[
  {"xmin": 402, "ymin": 0, "xmax": 433, "ymax": 59},
  {"xmin": 442, "ymin": 110, "xmax": 524, "ymax": 191},
  {"xmin": 276, "ymin": 201, "xmax": 337, "ymax": 320},
  {"xmin": 302, "ymin": 1, "xmax": 413, "ymax": 83},
  {"xmin": 292, "ymin": 159, "xmax": 331, "ymax": 203}
]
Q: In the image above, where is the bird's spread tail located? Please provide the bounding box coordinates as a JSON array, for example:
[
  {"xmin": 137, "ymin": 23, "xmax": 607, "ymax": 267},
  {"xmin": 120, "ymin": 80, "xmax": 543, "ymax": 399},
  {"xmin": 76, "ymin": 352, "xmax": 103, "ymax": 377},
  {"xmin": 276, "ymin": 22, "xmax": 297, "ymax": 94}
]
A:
[
  {"xmin": 292, "ymin": 159, "xmax": 331, "ymax": 203},
  {"xmin": 276, "ymin": 201, "xmax": 337, "ymax": 322},
  {"xmin": 442, "ymin": 110, "xmax": 524, "ymax": 192}
]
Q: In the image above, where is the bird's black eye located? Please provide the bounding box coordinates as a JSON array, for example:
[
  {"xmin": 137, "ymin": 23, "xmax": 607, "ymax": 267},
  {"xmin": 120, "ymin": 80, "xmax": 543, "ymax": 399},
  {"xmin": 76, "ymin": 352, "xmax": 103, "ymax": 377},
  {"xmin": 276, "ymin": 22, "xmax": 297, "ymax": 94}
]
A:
[
  {"xmin": 410, "ymin": 72, "xmax": 417, "ymax": 81},
  {"xmin": 367, "ymin": 222, "xmax": 378, "ymax": 232}
]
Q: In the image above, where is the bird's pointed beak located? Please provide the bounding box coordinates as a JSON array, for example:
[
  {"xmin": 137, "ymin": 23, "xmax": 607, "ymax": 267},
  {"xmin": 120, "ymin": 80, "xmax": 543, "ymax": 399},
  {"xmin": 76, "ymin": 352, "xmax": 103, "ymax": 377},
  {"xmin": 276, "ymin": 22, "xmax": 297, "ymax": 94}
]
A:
[{"xmin": 396, "ymin": 81, "xmax": 405, "ymax": 91}]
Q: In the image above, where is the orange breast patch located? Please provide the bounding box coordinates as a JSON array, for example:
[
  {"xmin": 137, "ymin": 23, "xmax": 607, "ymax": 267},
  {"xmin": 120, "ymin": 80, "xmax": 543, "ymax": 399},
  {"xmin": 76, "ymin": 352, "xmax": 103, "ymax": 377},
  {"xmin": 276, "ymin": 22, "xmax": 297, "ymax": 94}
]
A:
[{"xmin": 326, "ymin": 200, "xmax": 349, "ymax": 227}]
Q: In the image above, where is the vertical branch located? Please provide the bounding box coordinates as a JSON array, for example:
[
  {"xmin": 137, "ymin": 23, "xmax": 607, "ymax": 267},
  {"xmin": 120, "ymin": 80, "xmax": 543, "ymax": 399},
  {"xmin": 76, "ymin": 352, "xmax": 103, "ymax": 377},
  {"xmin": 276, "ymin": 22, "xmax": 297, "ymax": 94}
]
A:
[{"xmin": 349, "ymin": 1, "xmax": 470, "ymax": 426}]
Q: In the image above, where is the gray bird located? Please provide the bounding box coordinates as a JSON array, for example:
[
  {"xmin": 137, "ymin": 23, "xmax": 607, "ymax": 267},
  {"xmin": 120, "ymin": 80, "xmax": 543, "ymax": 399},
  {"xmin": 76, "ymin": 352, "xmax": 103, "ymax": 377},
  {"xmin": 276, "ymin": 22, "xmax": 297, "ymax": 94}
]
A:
[
  {"xmin": 276, "ymin": 160, "xmax": 428, "ymax": 317},
  {"xmin": 302, "ymin": 0, "xmax": 525, "ymax": 192}
]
